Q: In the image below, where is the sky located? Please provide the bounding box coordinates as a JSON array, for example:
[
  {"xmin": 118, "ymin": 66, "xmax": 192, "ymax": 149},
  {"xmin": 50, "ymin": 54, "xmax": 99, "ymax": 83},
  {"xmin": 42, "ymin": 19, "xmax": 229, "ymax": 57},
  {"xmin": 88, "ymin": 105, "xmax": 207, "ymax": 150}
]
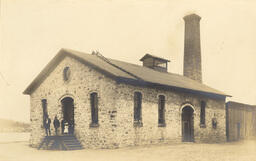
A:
[{"xmin": 0, "ymin": 0, "xmax": 256, "ymax": 122}]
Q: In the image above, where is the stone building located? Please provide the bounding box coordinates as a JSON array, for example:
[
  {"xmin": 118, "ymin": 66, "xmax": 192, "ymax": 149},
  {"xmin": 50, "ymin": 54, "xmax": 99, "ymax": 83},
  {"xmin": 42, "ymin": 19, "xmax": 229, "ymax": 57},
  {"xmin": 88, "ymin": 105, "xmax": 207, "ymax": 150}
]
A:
[
  {"xmin": 23, "ymin": 14, "xmax": 230, "ymax": 149},
  {"xmin": 226, "ymin": 101, "xmax": 256, "ymax": 141}
]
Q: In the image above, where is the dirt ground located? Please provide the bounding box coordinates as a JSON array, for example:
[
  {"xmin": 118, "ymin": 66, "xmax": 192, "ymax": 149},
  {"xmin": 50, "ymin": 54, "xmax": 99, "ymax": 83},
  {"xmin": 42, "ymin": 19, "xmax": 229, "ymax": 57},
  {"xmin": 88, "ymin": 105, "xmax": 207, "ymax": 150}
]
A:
[{"xmin": 0, "ymin": 133, "xmax": 256, "ymax": 161}]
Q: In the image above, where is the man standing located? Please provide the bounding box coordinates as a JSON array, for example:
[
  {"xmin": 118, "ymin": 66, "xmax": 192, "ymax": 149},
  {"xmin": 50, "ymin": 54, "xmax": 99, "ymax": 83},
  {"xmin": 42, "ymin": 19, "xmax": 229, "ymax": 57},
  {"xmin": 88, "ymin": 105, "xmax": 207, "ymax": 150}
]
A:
[
  {"xmin": 53, "ymin": 115, "xmax": 60, "ymax": 135},
  {"xmin": 61, "ymin": 119, "xmax": 65, "ymax": 134},
  {"xmin": 70, "ymin": 119, "xmax": 74, "ymax": 134},
  {"xmin": 43, "ymin": 115, "xmax": 51, "ymax": 136}
]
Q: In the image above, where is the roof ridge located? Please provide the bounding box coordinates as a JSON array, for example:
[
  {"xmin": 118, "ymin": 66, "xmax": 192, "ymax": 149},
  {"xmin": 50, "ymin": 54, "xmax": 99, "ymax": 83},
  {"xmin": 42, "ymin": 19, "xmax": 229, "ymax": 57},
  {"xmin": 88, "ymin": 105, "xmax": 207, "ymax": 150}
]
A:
[
  {"xmin": 64, "ymin": 48, "xmax": 176, "ymax": 75},
  {"xmin": 92, "ymin": 51, "xmax": 143, "ymax": 81},
  {"xmin": 109, "ymin": 58, "xmax": 170, "ymax": 74}
]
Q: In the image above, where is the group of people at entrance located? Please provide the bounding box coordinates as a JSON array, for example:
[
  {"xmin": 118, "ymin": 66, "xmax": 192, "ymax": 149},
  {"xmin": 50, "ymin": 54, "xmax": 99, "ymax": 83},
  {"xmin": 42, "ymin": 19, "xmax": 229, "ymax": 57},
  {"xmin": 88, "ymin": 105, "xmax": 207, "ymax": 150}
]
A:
[{"xmin": 43, "ymin": 115, "xmax": 74, "ymax": 136}]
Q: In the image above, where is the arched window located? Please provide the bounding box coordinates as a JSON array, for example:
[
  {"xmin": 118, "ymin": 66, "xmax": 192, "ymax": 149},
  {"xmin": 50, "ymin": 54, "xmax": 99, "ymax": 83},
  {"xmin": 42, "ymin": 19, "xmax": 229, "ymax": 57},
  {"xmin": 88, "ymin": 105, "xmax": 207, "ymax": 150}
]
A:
[
  {"xmin": 134, "ymin": 92, "xmax": 142, "ymax": 127},
  {"xmin": 63, "ymin": 67, "xmax": 71, "ymax": 81},
  {"xmin": 200, "ymin": 101, "xmax": 206, "ymax": 127},
  {"xmin": 158, "ymin": 95, "xmax": 166, "ymax": 127},
  {"xmin": 90, "ymin": 93, "xmax": 99, "ymax": 127}
]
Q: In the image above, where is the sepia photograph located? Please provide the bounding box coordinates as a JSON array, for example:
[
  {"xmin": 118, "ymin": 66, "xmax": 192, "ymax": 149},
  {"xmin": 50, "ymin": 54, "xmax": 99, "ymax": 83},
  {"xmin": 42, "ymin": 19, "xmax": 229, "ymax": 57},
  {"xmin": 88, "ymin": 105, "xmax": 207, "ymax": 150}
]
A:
[{"xmin": 0, "ymin": 0, "xmax": 256, "ymax": 161}]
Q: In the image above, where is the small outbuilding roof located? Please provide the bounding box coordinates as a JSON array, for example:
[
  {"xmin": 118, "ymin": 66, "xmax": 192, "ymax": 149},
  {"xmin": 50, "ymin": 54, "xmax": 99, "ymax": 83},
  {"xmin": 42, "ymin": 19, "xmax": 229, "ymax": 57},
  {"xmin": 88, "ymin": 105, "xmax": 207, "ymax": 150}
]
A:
[
  {"xmin": 226, "ymin": 101, "xmax": 256, "ymax": 109},
  {"xmin": 23, "ymin": 48, "xmax": 230, "ymax": 98}
]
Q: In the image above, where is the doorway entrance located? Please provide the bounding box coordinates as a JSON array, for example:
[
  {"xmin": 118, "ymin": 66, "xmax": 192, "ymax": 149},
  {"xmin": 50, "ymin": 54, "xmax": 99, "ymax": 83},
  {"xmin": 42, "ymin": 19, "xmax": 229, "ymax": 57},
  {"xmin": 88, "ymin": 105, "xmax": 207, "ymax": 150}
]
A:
[
  {"xmin": 61, "ymin": 97, "xmax": 74, "ymax": 135},
  {"xmin": 182, "ymin": 106, "xmax": 194, "ymax": 142}
]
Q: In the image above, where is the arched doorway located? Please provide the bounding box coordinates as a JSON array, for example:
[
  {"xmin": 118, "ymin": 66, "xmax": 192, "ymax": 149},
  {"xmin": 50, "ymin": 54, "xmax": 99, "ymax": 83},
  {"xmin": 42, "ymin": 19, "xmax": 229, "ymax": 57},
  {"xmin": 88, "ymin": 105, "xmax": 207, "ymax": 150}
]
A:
[
  {"xmin": 61, "ymin": 97, "xmax": 74, "ymax": 135},
  {"xmin": 182, "ymin": 106, "xmax": 194, "ymax": 142}
]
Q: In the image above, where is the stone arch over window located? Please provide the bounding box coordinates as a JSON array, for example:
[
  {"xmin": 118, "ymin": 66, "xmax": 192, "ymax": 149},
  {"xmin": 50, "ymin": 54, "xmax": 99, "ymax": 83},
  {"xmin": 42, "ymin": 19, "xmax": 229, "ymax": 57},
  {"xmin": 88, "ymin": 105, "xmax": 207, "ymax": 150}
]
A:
[
  {"xmin": 59, "ymin": 94, "xmax": 75, "ymax": 106},
  {"xmin": 133, "ymin": 90, "xmax": 144, "ymax": 97},
  {"xmin": 87, "ymin": 90, "xmax": 101, "ymax": 98},
  {"xmin": 156, "ymin": 93, "xmax": 167, "ymax": 101},
  {"xmin": 59, "ymin": 93, "xmax": 75, "ymax": 101},
  {"xmin": 134, "ymin": 91, "xmax": 143, "ymax": 127},
  {"xmin": 180, "ymin": 103, "xmax": 196, "ymax": 114}
]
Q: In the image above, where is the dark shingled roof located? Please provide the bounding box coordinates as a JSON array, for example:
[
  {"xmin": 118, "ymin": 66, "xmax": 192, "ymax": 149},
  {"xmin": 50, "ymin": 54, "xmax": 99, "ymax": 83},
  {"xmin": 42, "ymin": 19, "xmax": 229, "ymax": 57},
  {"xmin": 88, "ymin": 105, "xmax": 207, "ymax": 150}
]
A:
[{"xmin": 23, "ymin": 48, "xmax": 230, "ymax": 98}]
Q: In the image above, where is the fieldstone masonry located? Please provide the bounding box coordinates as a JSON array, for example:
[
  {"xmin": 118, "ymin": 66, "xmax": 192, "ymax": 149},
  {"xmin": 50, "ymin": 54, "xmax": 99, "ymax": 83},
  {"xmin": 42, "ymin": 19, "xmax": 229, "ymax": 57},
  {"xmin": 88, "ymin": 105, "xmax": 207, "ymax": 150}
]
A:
[
  {"xmin": 30, "ymin": 56, "xmax": 118, "ymax": 148},
  {"xmin": 115, "ymin": 84, "xmax": 226, "ymax": 147},
  {"xmin": 29, "ymin": 55, "xmax": 226, "ymax": 149}
]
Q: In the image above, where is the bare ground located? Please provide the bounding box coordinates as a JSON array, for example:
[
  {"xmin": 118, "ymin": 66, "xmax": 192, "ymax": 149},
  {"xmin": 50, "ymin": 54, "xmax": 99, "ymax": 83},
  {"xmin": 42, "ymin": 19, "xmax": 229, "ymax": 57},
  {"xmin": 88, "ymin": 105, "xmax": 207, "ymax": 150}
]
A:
[{"xmin": 0, "ymin": 133, "xmax": 256, "ymax": 161}]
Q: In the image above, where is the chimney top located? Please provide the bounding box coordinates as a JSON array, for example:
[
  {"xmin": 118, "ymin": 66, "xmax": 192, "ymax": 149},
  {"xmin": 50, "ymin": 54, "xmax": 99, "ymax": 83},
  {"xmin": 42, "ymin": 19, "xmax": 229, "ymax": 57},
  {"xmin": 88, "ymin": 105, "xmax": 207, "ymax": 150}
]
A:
[
  {"xmin": 183, "ymin": 13, "xmax": 202, "ymax": 83},
  {"xmin": 183, "ymin": 13, "xmax": 201, "ymax": 21}
]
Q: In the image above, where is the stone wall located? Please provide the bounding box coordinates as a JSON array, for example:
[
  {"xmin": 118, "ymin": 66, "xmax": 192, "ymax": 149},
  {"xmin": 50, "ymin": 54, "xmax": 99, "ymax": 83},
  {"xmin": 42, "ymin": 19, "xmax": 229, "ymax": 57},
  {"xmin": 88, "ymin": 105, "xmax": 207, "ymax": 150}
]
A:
[
  {"xmin": 30, "ymin": 56, "xmax": 118, "ymax": 149},
  {"xmin": 29, "ymin": 55, "xmax": 226, "ymax": 149},
  {"xmin": 114, "ymin": 84, "xmax": 226, "ymax": 147}
]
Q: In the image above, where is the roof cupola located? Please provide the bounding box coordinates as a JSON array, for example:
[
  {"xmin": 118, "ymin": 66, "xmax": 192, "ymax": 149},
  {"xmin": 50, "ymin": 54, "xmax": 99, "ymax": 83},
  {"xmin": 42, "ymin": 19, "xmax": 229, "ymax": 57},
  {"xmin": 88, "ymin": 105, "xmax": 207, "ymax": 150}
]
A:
[{"xmin": 140, "ymin": 54, "xmax": 170, "ymax": 72}]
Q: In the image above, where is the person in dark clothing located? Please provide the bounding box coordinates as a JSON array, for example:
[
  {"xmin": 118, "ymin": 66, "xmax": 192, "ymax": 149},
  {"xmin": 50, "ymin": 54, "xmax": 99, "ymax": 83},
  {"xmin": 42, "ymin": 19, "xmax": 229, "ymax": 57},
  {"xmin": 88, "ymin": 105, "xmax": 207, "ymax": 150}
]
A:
[
  {"xmin": 43, "ymin": 115, "xmax": 51, "ymax": 136},
  {"xmin": 70, "ymin": 119, "xmax": 74, "ymax": 134},
  {"xmin": 68, "ymin": 120, "xmax": 72, "ymax": 134},
  {"xmin": 43, "ymin": 117, "xmax": 47, "ymax": 136},
  {"xmin": 61, "ymin": 119, "xmax": 65, "ymax": 134},
  {"xmin": 53, "ymin": 116, "xmax": 60, "ymax": 135}
]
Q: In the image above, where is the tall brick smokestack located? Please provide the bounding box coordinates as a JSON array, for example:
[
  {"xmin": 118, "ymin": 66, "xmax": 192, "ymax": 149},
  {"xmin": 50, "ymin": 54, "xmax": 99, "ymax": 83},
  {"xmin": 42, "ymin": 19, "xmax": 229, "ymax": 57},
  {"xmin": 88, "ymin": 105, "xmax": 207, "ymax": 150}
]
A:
[{"xmin": 183, "ymin": 14, "xmax": 202, "ymax": 83}]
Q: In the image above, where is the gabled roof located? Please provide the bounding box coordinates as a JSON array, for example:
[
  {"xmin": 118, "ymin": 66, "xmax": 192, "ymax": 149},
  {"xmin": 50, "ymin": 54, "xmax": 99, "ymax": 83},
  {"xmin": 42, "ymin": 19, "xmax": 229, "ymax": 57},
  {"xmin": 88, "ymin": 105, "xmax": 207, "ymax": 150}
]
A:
[{"xmin": 23, "ymin": 48, "xmax": 230, "ymax": 98}]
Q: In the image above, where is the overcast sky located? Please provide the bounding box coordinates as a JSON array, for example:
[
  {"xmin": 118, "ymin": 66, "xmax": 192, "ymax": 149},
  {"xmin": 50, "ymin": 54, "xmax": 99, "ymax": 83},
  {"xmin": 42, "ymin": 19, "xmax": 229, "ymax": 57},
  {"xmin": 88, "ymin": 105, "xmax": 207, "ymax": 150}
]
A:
[{"xmin": 0, "ymin": 0, "xmax": 256, "ymax": 122}]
